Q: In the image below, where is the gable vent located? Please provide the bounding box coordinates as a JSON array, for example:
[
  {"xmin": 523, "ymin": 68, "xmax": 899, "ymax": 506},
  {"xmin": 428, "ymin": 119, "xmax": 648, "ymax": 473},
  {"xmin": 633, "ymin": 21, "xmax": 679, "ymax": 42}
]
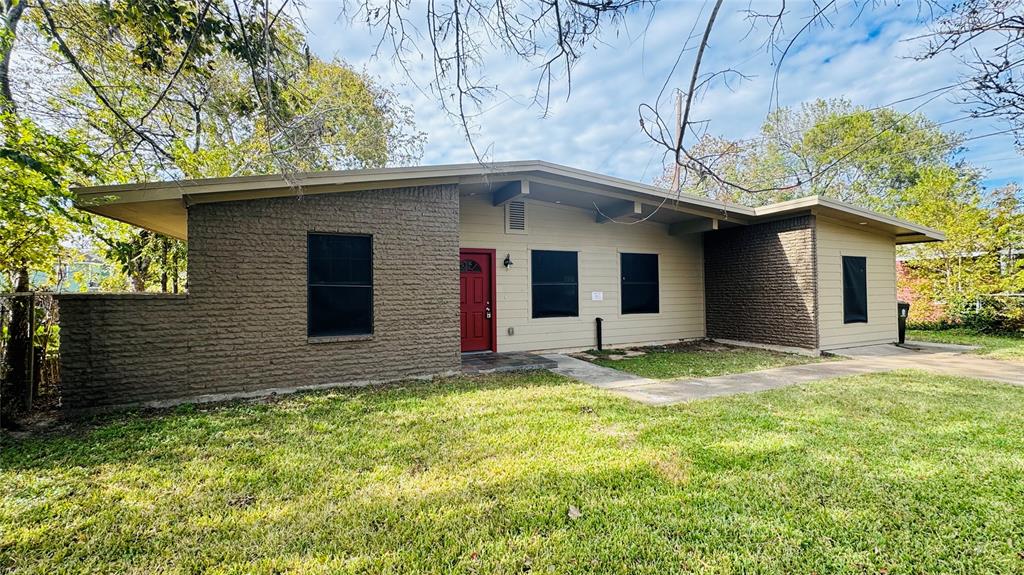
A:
[{"xmin": 505, "ymin": 200, "xmax": 527, "ymax": 234}]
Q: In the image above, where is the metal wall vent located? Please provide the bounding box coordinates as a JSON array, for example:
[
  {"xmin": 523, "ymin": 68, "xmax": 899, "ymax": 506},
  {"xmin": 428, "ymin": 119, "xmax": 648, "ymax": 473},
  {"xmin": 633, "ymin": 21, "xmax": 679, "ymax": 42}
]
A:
[{"xmin": 505, "ymin": 200, "xmax": 527, "ymax": 234}]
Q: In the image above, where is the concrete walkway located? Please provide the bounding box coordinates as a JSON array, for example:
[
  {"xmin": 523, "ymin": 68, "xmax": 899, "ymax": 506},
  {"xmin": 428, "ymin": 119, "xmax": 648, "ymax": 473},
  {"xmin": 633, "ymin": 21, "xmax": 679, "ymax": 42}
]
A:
[
  {"xmin": 841, "ymin": 343, "xmax": 1024, "ymax": 386},
  {"xmin": 545, "ymin": 342, "xmax": 1024, "ymax": 406}
]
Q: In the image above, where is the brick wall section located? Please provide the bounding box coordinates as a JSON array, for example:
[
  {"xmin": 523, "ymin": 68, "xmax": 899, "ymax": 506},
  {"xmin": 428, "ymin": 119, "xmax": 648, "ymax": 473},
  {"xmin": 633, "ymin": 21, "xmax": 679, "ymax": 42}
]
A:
[
  {"xmin": 57, "ymin": 185, "xmax": 461, "ymax": 411},
  {"xmin": 57, "ymin": 294, "xmax": 189, "ymax": 409},
  {"xmin": 703, "ymin": 215, "xmax": 819, "ymax": 349}
]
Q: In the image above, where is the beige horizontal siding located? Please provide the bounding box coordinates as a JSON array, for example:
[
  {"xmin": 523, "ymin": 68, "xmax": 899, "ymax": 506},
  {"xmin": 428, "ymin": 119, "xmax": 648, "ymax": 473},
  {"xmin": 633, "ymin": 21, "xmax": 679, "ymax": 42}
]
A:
[
  {"xmin": 817, "ymin": 216, "xmax": 898, "ymax": 350},
  {"xmin": 460, "ymin": 195, "xmax": 705, "ymax": 352}
]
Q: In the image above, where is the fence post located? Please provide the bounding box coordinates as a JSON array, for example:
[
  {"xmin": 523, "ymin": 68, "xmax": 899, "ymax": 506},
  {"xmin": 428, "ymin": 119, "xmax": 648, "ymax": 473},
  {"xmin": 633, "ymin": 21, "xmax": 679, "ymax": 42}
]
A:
[{"xmin": 23, "ymin": 292, "xmax": 35, "ymax": 412}]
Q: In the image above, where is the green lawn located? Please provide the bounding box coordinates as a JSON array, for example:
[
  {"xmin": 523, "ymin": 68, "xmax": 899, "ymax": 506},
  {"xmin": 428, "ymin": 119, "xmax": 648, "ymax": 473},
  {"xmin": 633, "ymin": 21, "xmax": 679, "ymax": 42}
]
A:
[
  {"xmin": 585, "ymin": 343, "xmax": 822, "ymax": 379},
  {"xmin": 908, "ymin": 327, "xmax": 1024, "ymax": 361},
  {"xmin": 4, "ymin": 371, "xmax": 1024, "ymax": 573}
]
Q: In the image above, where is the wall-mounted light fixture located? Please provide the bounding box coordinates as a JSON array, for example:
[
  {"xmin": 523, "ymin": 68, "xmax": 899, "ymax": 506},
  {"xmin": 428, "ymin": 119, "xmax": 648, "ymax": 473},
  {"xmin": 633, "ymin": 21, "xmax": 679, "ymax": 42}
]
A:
[{"xmin": 503, "ymin": 254, "xmax": 514, "ymax": 268}]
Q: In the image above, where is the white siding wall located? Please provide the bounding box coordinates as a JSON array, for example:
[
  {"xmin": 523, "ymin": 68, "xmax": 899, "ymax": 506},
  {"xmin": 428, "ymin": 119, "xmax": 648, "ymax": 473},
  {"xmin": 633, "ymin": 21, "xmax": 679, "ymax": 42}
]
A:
[
  {"xmin": 460, "ymin": 195, "xmax": 705, "ymax": 352},
  {"xmin": 817, "ymin": 217, "xmax": 898, "ymax": 349}
]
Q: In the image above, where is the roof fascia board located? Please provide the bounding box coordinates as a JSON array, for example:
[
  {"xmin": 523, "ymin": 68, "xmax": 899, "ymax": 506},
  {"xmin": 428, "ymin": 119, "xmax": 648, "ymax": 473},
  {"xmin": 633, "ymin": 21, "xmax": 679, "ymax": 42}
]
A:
[
  {"xmin": 75, "ymin": 161, "xmax": 541, "ymax": 197},
  {"xmin": 756, "ymin": 195, "xmax": 945, "ymax": 242},
  {"xmin": 73, "ymin": 160, "xmax": 755, "ymax": 221}
]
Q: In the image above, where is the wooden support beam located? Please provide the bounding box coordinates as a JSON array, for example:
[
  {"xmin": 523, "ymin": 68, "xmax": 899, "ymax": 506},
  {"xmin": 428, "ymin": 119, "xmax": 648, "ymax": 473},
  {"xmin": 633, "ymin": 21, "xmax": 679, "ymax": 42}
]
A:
[
  {"xmin": 492, "ymin": 179, "xmax": 530, "ymax": 206},
  {"xmin": 669, "ymin": 218, "xmax": 719, "ymax": 236},
  {"xmin": 596, "ymin": 200, "xmax": 642, "ymax": 223}
]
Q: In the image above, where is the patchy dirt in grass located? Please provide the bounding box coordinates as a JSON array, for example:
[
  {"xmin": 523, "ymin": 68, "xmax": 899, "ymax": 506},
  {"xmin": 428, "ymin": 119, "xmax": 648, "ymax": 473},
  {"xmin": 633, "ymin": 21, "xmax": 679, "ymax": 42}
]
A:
[{"xmin": 573, "ymin": 339, "xmax": 741, "ymax": 362}]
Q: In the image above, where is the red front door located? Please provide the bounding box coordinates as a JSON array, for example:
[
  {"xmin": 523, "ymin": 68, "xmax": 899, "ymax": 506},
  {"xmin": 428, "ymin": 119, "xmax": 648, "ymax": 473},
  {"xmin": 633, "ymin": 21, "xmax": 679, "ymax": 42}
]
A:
[{"xmin": 460, "ymin": 249, "xmax": 495, "ymax": 352}]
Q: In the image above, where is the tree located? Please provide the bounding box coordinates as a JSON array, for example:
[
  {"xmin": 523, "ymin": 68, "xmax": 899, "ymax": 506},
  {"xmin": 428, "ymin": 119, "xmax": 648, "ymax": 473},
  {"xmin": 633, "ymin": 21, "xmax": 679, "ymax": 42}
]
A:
[
  {"xmin": 918, "ymin": 0, "xmax": 1024, "ymax": 147},
  {"xmin": 0, "ymin": 112, "xmax": 95, "ymax": 424},
  {"xmin": 663, "ymin": 99, "xmax": 965, "ymax": 209}
]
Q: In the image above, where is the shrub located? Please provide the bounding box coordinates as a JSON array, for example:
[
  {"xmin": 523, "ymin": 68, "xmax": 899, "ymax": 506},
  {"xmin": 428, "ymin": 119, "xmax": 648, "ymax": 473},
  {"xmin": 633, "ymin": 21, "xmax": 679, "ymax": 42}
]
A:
[{"xmin": 949, "ymin": 296, "xmax": 1024, "ymax": 333}]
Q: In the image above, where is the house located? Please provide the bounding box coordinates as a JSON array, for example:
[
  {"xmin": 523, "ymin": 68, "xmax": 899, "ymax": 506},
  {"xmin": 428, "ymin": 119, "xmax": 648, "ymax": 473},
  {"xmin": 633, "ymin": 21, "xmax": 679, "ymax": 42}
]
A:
[{"xmin": 59, "ymin": 160, "xmax": 944, "ymax": 411}]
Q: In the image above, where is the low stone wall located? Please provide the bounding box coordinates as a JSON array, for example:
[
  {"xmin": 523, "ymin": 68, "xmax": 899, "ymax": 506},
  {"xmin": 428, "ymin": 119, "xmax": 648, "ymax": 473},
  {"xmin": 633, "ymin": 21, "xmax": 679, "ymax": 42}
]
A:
[
  {"xmin": 703, "ymin": 215, "xmax": 819, "ymax": 350},
  {"xmin": 57, "ymin": 293, "xmax": 190, "ymax": 410}
]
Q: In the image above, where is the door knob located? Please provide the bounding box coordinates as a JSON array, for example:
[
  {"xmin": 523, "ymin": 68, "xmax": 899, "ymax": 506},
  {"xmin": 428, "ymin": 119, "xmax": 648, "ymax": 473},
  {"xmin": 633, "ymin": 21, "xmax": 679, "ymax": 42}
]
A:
[{"xmin": 485, "ymin": 307, "xmax": 492, "ymax": 319}]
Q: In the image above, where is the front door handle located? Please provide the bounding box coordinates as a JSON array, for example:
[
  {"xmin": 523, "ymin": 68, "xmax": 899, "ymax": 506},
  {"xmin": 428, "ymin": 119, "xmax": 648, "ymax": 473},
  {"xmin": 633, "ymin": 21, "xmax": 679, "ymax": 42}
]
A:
[{"xmin": 485, "ymin": 306, "xmax": 492, "ymax": 319}]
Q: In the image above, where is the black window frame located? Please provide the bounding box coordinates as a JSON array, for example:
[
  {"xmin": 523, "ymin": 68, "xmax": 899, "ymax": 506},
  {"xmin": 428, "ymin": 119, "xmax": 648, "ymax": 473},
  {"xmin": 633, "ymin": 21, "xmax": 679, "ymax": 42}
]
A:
[
  {"xmin": 307, "ymin": 233, "xmax": 374, "ymax": 337},
  {"xmin": 620, "ymin": 252, "xmax": 660, "ymax": 315},
  {"xmin": 530, "ymin": 250, "xmax": 579, "ymax": 319},
  {"xmin": 842, "ymin": 255, "xmax": 868, "ymax": 324}
]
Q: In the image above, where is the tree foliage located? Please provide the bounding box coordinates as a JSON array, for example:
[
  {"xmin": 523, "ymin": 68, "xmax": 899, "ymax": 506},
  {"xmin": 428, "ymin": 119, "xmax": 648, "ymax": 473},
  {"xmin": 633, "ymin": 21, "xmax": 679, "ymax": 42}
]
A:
[
  {"xmin": 669, "ymin": 99, "xmax": 964, "ymax": 209},
  {"xmin": 0, "ymin": 113, "xmax": 95, "ymax": 289}
]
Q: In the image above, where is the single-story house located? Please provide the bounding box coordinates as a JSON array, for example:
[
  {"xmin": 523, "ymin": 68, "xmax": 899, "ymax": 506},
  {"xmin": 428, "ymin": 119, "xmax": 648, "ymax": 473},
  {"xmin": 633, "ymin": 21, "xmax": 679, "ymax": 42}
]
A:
[{"xmin": 60, "ymin": 160, "xmax": 943, "ymax": 411}]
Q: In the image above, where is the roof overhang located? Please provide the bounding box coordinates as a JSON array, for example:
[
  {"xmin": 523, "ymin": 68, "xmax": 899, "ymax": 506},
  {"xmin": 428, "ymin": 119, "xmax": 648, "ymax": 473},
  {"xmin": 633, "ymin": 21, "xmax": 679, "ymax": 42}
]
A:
[
  {"xmin": 754, "ymin": 196, "xmax": 945, "ymax": 244},
  {"xmin": 72, "ymin": 160, "xmax": 944, "ymax": 244}
]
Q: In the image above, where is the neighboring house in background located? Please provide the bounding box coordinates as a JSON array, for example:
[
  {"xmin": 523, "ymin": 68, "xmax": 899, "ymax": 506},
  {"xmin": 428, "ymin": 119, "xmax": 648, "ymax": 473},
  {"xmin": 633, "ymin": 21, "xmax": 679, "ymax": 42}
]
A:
[
  {"xmin": 59, "ymin": 161, "xmax": 943, "ymax": 411},
  {"xmin": 896, "ymin": 247, "xmax": 1024, "ymax": 323}
]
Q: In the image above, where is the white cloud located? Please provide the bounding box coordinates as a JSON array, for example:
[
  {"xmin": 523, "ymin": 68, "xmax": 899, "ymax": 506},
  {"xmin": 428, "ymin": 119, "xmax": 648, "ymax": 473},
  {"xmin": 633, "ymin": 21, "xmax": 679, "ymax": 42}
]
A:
[{"xmin": 303, "ymin": 0, "xmax": 1021, "ymax": 188}]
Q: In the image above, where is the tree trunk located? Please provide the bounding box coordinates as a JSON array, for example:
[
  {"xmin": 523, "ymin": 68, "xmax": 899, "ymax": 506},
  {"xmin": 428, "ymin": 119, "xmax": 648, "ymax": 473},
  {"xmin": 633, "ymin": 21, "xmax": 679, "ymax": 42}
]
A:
[
  {"xmin": 0, "ymin": 0, "xmax": 28, "ymax": 113},
  {"xmin": 172, "ymin": 249, "xmax": 180, "ymax": 294},
  {"xmin": 131, "ymin": 273, "xmax": 147, "ymax": 292},
  {"xmin": 160, "ymin": 240, "xmax": 169, "ymax": 292},
  {"xmin": 1, "ymin": 267, "xmax": 30, "ymax": 428}
]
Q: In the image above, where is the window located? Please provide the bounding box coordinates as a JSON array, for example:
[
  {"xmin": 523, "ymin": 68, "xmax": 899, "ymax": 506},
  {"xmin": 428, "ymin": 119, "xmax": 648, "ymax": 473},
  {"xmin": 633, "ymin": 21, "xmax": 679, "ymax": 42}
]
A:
[
  {"xmin": 621, "ymin": 253, "xmax": 659, "ymax": 314},
  {"xmin": 842, "ymin": 256, "xmax": 867, "ymax": 324},
  {"xmin": 308, "ymin": 234, "xmax": 373, "ymax": 337},
  {"xmin": 531, "ymin": 250, "xmax": 578, "ymax": 318}
]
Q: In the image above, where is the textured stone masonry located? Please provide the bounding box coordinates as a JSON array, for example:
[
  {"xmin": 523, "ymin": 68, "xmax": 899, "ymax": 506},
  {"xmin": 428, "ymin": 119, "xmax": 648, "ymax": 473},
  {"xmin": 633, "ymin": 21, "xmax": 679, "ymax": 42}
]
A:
[
  {"xmin": 703, "ymin": 216, "xmax": 819, "ymax": 349},
  {"xmin": 58, "ymin": 185, "xmax": 461, "ymax": 411}
]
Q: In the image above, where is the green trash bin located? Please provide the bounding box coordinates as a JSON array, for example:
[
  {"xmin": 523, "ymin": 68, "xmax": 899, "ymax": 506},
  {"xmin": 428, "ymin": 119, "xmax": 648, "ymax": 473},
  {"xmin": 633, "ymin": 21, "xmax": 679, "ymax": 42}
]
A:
[{"xmin": 897, "ymin": 301, "xmax": 910, "ymax": 344}]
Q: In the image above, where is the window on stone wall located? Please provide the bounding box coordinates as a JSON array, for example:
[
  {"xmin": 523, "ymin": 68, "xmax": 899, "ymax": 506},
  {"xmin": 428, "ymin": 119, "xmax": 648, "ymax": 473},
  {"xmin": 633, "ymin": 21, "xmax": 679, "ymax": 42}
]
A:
[
  {"xmin": 842, "ymin": 255, "xmax": 868, "ymax": 324},
  {"xmin": 621, "ymin": 253, "xmax": 659, "ymax": 314},
  {"xmin": 308, "ymin": 234, "xmax": 373, "ymax": 337},
  {"xmin": 531, "ymin": 250, "xmax": 578, "ymax": 318}
]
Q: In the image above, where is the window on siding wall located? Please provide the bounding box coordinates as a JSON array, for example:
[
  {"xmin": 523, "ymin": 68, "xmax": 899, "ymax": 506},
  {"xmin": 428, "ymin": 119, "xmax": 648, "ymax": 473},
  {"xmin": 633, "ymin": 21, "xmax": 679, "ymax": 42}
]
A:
[
  {"xmin": 308, "ymin": 234, "xmax": 373, "ymax": 336},
  {"xmin": 531, "ymin": 250, "xmax": 578, "ymax": 318},
  {"xmin": 842, "ymin": 256, "xmax": 868, "ymax": 324},
  {"xmin": 621, "ymin": 253, "xmax": 659, "ymax": 314}
]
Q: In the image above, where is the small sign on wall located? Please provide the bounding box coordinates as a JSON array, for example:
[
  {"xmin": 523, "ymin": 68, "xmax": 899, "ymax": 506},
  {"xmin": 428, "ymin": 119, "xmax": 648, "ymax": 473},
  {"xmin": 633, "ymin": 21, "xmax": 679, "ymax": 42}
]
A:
[{"xmin": 591, "ymin": 291, "xmax": 604, "ymax": 301}]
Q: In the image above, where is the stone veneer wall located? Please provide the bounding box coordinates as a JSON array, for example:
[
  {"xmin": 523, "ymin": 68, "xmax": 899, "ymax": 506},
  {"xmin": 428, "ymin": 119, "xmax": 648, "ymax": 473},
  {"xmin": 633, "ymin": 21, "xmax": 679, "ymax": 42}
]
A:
[
  {"xmin": 703, "ymin": 215, "xmax": 818, "ymax": 349},
  {"xmin": 58, "ymin": 185, "xmax": 461, "ymax": 412}
]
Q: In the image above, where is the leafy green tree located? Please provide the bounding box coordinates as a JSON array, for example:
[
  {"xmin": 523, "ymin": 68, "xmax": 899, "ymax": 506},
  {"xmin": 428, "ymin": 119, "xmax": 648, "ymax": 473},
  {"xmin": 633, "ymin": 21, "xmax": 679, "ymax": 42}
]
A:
[
  {"xmin": 0, "ymin": 113, "xmax": 96, "ymax": 423},
  {"xmin": 670, "ymin": 99, "xmax": 963, "ymax": 209}
]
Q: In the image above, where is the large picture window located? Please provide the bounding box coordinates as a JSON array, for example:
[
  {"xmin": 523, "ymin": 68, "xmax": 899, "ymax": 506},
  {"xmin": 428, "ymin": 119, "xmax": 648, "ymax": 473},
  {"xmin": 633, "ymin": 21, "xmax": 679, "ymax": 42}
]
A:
[
  {"xmin": 842, "ymin": 255, "xmax": 868, "ymax": 324},
  {"xmin": 308, "ymin": 234, "xmax": 373, "ymax": 337},
  {"xmin": 531, "ymin": 250, "xmax": 578, "ymax": 318},
  {"xmin": 621, "ymin": 253, "xmax": 659, "ymax": 314}
]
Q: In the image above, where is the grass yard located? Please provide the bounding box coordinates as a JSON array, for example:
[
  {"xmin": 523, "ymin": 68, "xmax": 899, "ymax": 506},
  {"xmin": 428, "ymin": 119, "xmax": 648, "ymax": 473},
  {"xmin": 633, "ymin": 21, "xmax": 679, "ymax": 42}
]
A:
[
  {"xmin": 908, "ymin": 327, "xmax": 1024, "ymax": 361},
  {"xmin": 4, "ymin": 371, "xmax": 1024, "ymax": 573},
  {"xmin": 583, "ymin": 341, "xmax": 823, "ymax": 379}
]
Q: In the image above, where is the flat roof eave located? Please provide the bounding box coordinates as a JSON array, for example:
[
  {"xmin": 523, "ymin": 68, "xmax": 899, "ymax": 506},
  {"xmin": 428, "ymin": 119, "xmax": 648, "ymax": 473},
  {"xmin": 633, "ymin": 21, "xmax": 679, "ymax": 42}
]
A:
[{"xmin": 72, "ymin": 161, "xmax": 945, "ymax": 245}]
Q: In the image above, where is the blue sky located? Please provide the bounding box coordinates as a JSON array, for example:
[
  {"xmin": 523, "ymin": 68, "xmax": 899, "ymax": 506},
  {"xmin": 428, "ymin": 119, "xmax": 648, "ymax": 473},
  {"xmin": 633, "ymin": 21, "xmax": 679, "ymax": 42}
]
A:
[{"xmin": 304, "ymin": 1, "xmax": 1021, "ymax": 191}]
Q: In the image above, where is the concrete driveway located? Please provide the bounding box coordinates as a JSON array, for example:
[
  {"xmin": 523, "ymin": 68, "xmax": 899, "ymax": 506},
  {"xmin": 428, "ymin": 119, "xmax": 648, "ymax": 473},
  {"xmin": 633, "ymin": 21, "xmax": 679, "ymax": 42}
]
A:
[{"xmin": 545, "ymin": 342, "xmax": 1023, "ymax": 406}]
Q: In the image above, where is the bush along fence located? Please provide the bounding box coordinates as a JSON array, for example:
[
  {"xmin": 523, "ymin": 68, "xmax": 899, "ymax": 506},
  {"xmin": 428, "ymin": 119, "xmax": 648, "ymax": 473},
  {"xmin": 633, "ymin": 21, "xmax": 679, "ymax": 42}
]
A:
[{"xmin": 1, "ymin": 292, "xmax": 60, "ymax": 428}]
